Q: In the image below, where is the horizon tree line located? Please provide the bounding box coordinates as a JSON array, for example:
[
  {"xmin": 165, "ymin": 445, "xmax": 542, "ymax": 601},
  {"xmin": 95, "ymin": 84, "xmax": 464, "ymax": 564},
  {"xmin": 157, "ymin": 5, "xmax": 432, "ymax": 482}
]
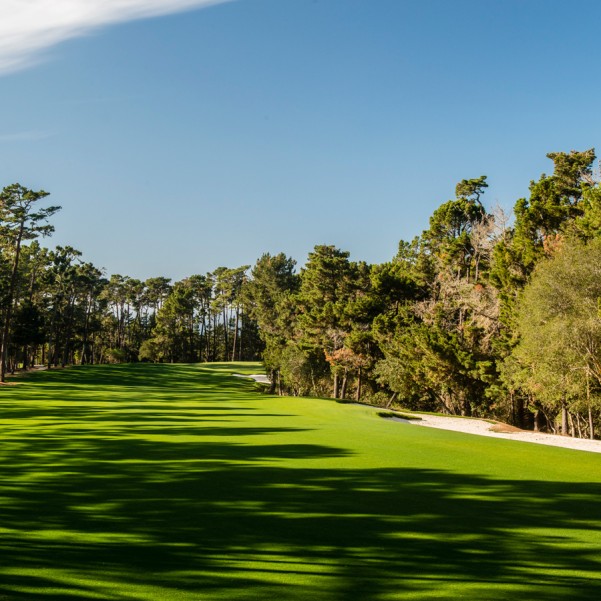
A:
[{"xmin": 2, "ymin": 148, "xmax": 601, "ymax": 439}]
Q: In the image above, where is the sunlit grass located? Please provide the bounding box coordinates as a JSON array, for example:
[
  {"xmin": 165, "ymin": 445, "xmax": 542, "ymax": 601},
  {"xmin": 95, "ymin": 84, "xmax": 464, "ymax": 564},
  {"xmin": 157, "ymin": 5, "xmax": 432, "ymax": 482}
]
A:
[{"xmin": 1, "ymin": 362, "xmax": 600, "ymax": 600}]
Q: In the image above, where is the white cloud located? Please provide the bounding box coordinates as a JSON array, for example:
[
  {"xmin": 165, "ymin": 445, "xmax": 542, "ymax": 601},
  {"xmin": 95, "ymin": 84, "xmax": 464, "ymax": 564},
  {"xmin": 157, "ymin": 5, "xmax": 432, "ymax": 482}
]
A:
[
  {"xmin": 0, "ymin": 0, "xmax": 232, "ymax": 75},
  {"xmin": 0, "ymin": 130, "xmax": 54, "ymax": 142}
]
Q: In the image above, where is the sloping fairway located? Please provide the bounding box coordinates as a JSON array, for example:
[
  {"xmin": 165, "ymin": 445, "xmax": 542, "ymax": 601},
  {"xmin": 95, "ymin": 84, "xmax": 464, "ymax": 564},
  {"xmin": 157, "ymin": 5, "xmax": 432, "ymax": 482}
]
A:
[{"xmin": 1, "ymin": 364, "xmax": 601, "ymax": 600}]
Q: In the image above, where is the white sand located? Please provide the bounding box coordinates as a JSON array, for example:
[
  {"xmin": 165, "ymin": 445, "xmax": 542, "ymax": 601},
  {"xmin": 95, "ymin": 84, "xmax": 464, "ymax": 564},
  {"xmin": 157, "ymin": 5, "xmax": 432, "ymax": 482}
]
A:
[
  {"xmin": 403, "ymin": 413, "xmax": 601, "ymax": 454},
  {"xmin": 233, "ymin": 373, "xmax": 270, "ymax": 384},
  {"xmin": 233, "ymin": 374, "xmax": 601, "ymax": 454}
]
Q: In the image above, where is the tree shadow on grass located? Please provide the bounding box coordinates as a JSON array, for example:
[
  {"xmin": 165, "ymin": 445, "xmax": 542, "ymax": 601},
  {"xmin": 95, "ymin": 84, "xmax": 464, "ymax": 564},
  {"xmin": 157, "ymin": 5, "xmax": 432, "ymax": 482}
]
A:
[
  {"xmin": 1, "ymin": 364, "xmax": 601, "ymax": 600},
  {"xmin": 1, "ymin": 433, "xmax": 601, "ymax": 600},
  {"xmin": 15, "ymin": 363, "xmax": 254, "ymax": 392}
]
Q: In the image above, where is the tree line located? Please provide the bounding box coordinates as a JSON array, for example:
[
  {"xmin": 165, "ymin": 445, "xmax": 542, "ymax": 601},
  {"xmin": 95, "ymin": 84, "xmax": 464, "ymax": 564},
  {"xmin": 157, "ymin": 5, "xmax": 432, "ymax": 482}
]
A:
[
  {"xmin": 0, "ymin": 187, "xmax": 261, "ymax": 376},
  {"xmin": 2, "ymin": 149, "xmax": 601, "ymax": 439}
]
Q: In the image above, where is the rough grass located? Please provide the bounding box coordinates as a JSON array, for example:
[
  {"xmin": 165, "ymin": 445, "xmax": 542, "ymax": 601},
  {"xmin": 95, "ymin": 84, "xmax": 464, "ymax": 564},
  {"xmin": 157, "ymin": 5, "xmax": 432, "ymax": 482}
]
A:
[
  {"xmin": 1, "ymin": 362, "xmax": 600, "ymax": 600},
  {"xmin": 376, "ymin": 411, "xmax": 422, "ymax": 421}
]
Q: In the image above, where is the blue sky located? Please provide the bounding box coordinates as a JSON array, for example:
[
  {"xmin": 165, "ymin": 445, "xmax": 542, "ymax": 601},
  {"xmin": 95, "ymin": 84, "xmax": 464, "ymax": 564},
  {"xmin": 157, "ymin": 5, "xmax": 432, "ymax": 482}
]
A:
[{"xmin": 1, "ymin": 0, "xmax": 600, "ymax": 280}]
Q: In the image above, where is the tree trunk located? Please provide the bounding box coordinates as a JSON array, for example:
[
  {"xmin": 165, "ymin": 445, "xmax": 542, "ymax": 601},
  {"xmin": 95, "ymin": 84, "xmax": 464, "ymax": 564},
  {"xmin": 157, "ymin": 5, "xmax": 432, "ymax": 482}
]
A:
[
  {"xmin": 231, "ymin": 307, "xmax": 239, "ymax": 362},
  {"xmin": 575, "ymin": 412, "xmax": 583, "ymax": 439},
  {"xmin": 199, "ymin": 320, "xmax": 206, "ymax": 362},
  {"xmin": 81, "ymin": 297, "xmax": 91, "ymax": 365},
  {"xmin": 356, "ymin": 367, "xmax": 362, "ymax": 402},
  {"xmin": 269, "ymin": 370, "xmax": 276, "ymax": 395},
  {"xmin": 340, "ymin": 368, "xmax": 348, "ymax": 399},
  {"xmin": 222, "ymin": 307, "xmax": 229, "ymax": 361},
  {"xmin": 587, "ymin": 373, "xmax": 595, "ymax": 439},
  {"xmin": 533, "ymin": 409, "xmax": 541, "ymax": 432},
  {"xmin": 567, "ymin": 411, "xmax": 576, "ymax": 438},
  {"xmin": 62, "ymin": 297, "xmax": 76, "ymax": 368},
  {"xmin": 238, "ymin": 309, "xmax": 243, "ymax": 361},
  {"xmin": 561, "ymin": 403, "xmax": 569, "ymax": 436},
  {"xmin": 333, "ymin": 372, "xmax": 339, "ymax": 399},
  {"xmin": 212, "ymin": 314, "xmax": 217, "ymax": 361},
  {"xmin": 0, "ymin": 221, "xmax": 25, "ymax": 382}
]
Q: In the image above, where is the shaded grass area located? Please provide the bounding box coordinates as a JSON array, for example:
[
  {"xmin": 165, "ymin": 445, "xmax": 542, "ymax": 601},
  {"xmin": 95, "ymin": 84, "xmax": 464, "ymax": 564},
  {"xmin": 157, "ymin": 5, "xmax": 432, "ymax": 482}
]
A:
[
  {"xmin": 376, "ymin": 411, "xmax": 422, "ymax": 421},
  {"xmin": 1, "ymin": 363, "xmax": 601, "ymax": 600}
]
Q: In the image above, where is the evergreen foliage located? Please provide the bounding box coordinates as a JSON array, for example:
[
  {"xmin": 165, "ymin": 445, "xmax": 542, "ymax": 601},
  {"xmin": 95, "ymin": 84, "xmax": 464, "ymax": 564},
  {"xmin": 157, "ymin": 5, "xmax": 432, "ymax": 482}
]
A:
[{"xmin": 2, "ymin": 147, "xmax": 601, "ymax": 438}]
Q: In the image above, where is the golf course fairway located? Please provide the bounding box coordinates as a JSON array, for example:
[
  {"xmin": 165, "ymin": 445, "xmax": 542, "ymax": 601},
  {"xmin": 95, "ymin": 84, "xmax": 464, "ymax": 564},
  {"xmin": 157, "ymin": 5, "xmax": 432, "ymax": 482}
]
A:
[{"xmin": 1, "ymin": 362, "xmax": 600, "ymax": 600}]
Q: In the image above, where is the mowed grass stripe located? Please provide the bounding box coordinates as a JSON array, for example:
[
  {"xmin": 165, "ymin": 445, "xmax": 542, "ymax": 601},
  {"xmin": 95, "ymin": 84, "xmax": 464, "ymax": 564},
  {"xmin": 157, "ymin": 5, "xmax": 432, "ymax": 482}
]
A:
[{"xmin": 0, "ymin": 362, "xmax": 600, "ymax": 600}]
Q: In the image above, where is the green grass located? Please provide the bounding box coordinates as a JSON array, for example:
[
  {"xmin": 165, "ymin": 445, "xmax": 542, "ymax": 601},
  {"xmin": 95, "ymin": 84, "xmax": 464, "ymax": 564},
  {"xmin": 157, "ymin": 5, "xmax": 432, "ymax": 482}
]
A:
[{"xmin": 1, "ymin": 362, "xmax": 600, "ymax": 600}]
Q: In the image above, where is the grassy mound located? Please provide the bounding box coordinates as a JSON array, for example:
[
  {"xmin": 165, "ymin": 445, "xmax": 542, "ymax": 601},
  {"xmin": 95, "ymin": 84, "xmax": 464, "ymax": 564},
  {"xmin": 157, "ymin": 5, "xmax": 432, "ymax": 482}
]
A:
[
  {"xmin": 377, "ymin": 410, "xmax": 422, "ymax": 421},
  {"xmin": 1, "ymin": 363, "xmax": 600, "ymax": 600}
]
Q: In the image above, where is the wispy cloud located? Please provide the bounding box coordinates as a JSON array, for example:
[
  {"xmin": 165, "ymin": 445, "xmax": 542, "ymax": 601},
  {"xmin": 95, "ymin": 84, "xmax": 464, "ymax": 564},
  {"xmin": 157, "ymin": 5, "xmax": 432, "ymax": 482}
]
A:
[
  {"xmin": 0, "ymin": 130, "xmax": 55, "ymax": 142},
  {"xmin": 0, "ymin": 0, "xmax": 232, "ymax": 75}
]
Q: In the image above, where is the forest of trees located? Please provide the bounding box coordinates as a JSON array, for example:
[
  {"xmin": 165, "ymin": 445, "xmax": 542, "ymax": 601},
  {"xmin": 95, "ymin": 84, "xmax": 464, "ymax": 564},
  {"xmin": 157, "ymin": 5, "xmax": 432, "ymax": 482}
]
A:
[{"xmin": 2, "ymin": 149, "xmax": 601, "ymax": 439}]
